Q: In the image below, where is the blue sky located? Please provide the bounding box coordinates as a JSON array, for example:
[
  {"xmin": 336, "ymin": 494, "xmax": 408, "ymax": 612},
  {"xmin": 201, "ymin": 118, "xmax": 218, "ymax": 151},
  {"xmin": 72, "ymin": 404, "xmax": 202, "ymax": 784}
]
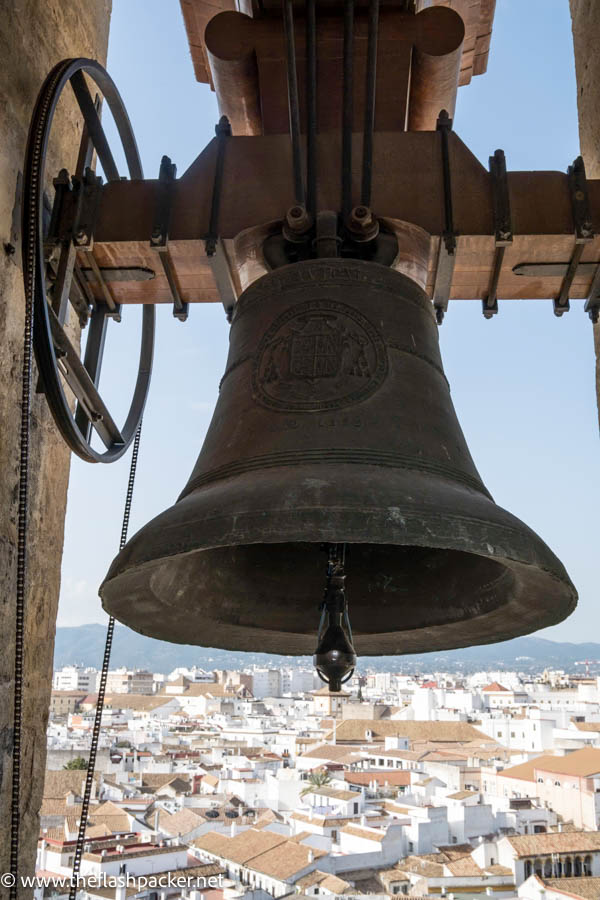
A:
[{"xmin": 57, "ymin": 0, "xmax": 600, "ymax": 647}]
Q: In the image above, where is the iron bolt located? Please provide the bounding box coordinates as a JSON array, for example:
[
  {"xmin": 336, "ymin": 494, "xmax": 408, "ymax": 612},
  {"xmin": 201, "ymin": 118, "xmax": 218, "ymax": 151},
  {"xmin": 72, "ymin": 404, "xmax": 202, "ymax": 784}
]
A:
[
  {"xmin": 74, "ymin": 230, "xmax": 88, "ymax": 244},
  {"xmin": 347, "ymin": 205, "xmax": 379, "ymax": 241},
  {"xmin": 285, "ymin": 206, "xmax": 312, "ymax": 235}
]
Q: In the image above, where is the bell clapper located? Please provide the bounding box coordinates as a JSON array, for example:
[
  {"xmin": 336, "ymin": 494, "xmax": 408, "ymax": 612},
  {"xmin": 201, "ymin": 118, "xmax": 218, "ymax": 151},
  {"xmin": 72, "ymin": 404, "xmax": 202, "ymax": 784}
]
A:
[{"xmin": 313, "ymin": 543, "xmax": 357, "ymax": 692}]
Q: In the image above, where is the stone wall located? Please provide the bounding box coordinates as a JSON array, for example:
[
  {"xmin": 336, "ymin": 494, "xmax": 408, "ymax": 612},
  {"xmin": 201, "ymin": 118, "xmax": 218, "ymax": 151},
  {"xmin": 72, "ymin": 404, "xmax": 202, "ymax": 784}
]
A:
[
  {"xmin": 0, "ymin": 2, "xmax": 111, "ymax": 890},
  {"xmin": 570, "ymin": 0, "xmax": 600, "ymax": 432},
  {"xmin": 45, "ymin": 749, "xmax": 112, "ymax": 774}
]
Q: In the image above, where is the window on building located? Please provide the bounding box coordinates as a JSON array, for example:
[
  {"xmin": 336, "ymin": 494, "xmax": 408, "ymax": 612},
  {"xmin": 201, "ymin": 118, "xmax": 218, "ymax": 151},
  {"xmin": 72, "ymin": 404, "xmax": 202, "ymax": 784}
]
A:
[
  {"xmin": 408, "ymin": 842, "xmax": 414, "ymax": 853},
  {"xmin": 511, "ymin": 732, "xmax": 516, "ymax": 738},
  {"xmin": 353, "ymin": 803, "xmax": 359, "ymax": 814}
]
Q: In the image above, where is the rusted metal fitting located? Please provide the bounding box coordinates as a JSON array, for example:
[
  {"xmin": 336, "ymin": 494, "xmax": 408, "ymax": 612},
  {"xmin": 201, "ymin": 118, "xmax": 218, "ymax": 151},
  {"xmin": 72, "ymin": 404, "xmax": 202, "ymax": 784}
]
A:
[
  {"xmin": 347, "ymin": 205, "xmax": 379, "ymax": 242},
  {"xmin": 283, "ymin": 205, "xmax": 313, "ymax": 242}
]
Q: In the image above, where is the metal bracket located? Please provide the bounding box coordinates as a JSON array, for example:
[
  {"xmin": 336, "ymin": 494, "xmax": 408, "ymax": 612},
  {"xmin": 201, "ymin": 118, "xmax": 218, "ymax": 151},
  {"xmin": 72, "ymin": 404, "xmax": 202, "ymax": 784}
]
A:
[
  {"xmin": 150, "ymin": 155, "xmax": 188, "ymax": 322},
  {"xmin": 432, "ymin": 110, "xmax": 457, "ymax": 325},
  {"xmin": 482, "ymin": 149, "xmax": 513, "ymax": 319},
  {"xmin": 554, "ymin": 156, "xmax": 595, "ymax": 317},
  {"xmin": 205, "ymin": 116, "xmax": 233, "ymax": 318},
  {"xmin": 72, "ymin": 168, "xmax": 103, "ymax": 251},
  {"xmin": 585, "ymin": 265, "xmax": 600, "ymax": 324},
  {"xmin": 208, "ymin": 239, "xmax": 237, "ymax": 323}
]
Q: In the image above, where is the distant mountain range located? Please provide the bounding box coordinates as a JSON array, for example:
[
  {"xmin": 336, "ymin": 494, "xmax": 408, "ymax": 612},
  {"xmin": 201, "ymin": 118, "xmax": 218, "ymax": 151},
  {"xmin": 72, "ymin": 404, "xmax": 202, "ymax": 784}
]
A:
[{"xmin": 53, "ymin": 624, "xmax": 600, "ymax": 675}]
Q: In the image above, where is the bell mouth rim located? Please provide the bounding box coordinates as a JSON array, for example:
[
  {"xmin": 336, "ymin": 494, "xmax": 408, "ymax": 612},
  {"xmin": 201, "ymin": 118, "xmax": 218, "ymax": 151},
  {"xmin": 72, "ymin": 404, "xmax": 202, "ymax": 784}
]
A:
[
  {"xmin": 100, "ymin": 464, "xmax": 576, "ymax": 657},
  {"xmin": 100, "ymin": 543, "xmax": 576, "ymax": 656},
  {"xmin": 100, "ymin": 523, "xmax": 577, "ymax": 659}
]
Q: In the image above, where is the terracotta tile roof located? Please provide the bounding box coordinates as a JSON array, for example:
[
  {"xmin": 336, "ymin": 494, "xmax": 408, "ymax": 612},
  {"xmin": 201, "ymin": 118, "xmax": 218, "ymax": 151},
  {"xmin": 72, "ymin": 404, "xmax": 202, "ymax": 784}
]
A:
[
  {"xmin": 248, "ymin": 840, "xmax": 326, "ymax": 880},
  {"xmin": 254, "ymin": 808, "xmax": 285, "ymax": 827},
  {"xmin": 330, "ymin": 720, "xmax": 493, "ymax": 745},
  {"xmin": 300, "ymin": 743, "xmax": 365, "ymax": 763},
  {"xmin": 193, "ymin": 831, "xmax": 233, "ymax": 856},
  {"xmin": 40, "ymin": 827, "xmax": 67, "ymax": 841},
  {"xmin": 194, "ymin": 827, "xmax": 288, "ymax": 865},
  {"xmin": 398, "ymin": 855, "xmax": 444, "ymax": 878},
  {"xmin": 482, "ymin": 682, "xmax": 510, "ymax": 692},
  {"xmin": 40, "ymin": 800, "xmax": 84, "ymax": 817},
  {"xmin": 485, "ymin": 864, "xmax": 513, "ymax": 876},
  {"xmin": 103, "ymin": 693, "xmax": 174, "ymax": 711},
  {"xmin": 573, "ymin": 722, "xmax": 600, "ymax": 732},
  {"xmin": 507, "ymin": 831, "xmax": 600, "ymax": 857},
  {"xmin": 290, "ymin": 812, "xmax": 354, "ymax": 827},
  {"xmin": 297, "ymin": 870, "xmax": 352, "ymax": 892},
  {"xmin": 446, "ymin": 857, "xmax": 483, "ymax": 876},
  {"xmin": 543, "ymin": 877, "xmax": 600, "ymax": 899},
  {"xmin": 446, "ymin": 790, "xmax": 478, "ymax": 800},
  {"xmin": 43, "ymin": 770, "xmax": 99, "ymax": 800},
  {"xmin": 344, "ymin": 770, "xmax": 411, "ymax": 787},
  {"xmin": 534, "ymin": 747, "xmax": 600, "ymax": 778},
  {"xmin": 435, "ymin": 845, "xmax": 478, "ymax": 861},
  {"xmin": 341, "ymin": 825, "xmax": 385, "ymax": 843},
  {"xmin": 154, "ymin": 807, "xmax": 205, "ymax": 836},
  {"xmin": 85, "ymin": 824, "xmax": 113, "ymax": 839},
  {"xmin": 307, "ymin": 786, "xmax": 356, "ymax": 801},
  {"xmin": 84, "ymin": 801, "xmax": 132, "ymax": 834},
  {"xmin": 497, "ymin": 755, "xmax": 558, "ymax": 783},
  {"xmin": 225, "ymin": 828, "xmax": 289, "ymax": 864},
  {"xmin": 141, "ymin": 773, "xmax": 190, "ymax": 790}
]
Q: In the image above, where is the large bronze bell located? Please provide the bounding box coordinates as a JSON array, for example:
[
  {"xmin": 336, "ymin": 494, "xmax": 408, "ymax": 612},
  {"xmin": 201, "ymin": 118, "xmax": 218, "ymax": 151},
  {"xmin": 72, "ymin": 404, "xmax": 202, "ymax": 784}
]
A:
[{"xmin": 100, "ymin": 259, "xmax": 576, "ymax": 656}]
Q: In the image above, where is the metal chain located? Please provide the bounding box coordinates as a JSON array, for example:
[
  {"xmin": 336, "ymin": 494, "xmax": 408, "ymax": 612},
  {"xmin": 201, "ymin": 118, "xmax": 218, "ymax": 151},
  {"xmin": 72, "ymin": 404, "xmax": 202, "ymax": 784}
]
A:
[
  {"xmin": 68, "ymin": 423, "xmax": 143, "ymax": 899},
  {"xmin": 11, "ymin": 59, "xmax": 71, "ymax": 900},
  {"xmin": 11, "ymin": 169, "xmax": 35, "ymax": 900}
]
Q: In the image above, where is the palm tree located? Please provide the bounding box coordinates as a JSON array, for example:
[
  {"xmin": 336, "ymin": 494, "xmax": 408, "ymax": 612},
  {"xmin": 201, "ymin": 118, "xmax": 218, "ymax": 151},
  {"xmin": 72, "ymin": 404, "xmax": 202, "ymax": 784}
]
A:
[{"xmin": 301, "ymin": 769, "xmax": 332, "ymax": 796}]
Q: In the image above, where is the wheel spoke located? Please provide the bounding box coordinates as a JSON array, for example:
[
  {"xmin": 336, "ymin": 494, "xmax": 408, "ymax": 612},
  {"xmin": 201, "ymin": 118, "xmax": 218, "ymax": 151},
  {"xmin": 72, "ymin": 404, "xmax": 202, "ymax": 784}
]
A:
[
  {"xmin": 51, "ymin": 240, "xmax": 77, "ymax": 325},
  {"xmin": 75, "ymin": 93, "xmax": 100, "ymax": 178},
  {"xmin": 74, "ymin": 304, "xmax": 109, "ymax": 441},
  {"xmin": 86, "ymin": 253, "xmax": 119, "ymax": 315},
  {"xmin": 47, "ymin": 305, "xmax": 124, "ymax": 448},
  {"xmin": 69, "ymin": 71, "xmax": 120, "ymax": 182}
]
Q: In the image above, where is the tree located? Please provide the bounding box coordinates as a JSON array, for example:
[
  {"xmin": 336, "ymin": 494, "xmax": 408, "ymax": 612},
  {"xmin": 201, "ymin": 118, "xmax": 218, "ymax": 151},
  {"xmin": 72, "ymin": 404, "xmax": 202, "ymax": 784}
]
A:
[
  {"xmin": 301, "ymin": 769, "xmax": 332, "ymax": 796},
  {"xmin": 63, "ymin": 756, "xmax": 88, "ymax": 770}
]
